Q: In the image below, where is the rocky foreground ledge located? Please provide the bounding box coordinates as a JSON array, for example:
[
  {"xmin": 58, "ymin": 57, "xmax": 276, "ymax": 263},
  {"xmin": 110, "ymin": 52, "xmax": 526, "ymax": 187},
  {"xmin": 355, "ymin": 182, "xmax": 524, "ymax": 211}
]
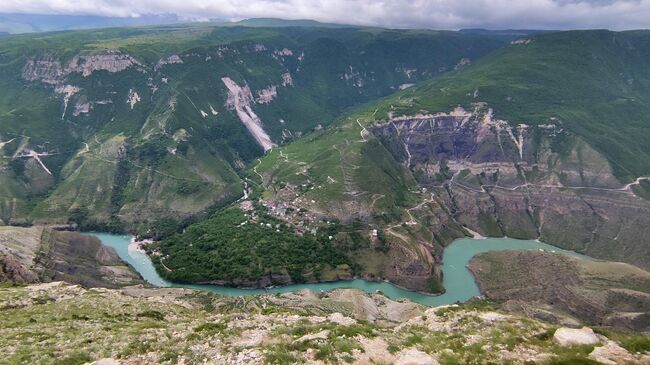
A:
[{"xmin": 1, "ymin": 282, "xmax": 649, "ymax": 364}]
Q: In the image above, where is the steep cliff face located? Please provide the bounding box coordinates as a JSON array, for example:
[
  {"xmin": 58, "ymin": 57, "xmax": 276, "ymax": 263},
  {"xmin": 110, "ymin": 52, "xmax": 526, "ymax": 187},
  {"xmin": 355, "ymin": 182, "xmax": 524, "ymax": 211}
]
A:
[
  {"xmin": 374, "ymin": 105, "xmax": 621, "ymax": 189},
  {"xmin": 0, "ymin": 226, "xmax": 143, "ymax": 287},
  {"xmin": 373, "ymin": 105, "xmax": 650, "ymax": 269},
  {"xmin": 221, "ymin": 76, "xmax": 277, "ymax": 152},
  {"xmin": 22, "ymin": 51, "xmax": 143, "ymax": 84},
  {"xmin": 22, "ymin": 55, "xmax": 65, "ymax": 84}
]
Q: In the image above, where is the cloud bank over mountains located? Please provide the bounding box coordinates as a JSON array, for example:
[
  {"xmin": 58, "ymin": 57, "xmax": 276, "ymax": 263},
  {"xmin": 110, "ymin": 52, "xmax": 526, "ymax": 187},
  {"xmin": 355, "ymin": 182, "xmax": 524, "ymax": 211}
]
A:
[{"xmin": 0, "ymin": 0, "xmax": 649, "ymax": 30}]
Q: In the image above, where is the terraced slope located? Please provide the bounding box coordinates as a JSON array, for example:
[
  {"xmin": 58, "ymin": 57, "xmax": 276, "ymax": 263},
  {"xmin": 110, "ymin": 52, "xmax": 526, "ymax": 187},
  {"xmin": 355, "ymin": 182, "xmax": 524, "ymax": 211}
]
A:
[{"xmin": 0, "ymin": 24, "xmax": 510, "ymax": 233}]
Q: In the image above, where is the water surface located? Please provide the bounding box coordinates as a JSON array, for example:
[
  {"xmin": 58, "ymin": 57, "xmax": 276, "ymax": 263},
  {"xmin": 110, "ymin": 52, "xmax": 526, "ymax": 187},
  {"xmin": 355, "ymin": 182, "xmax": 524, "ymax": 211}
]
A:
[{"xmin": 89, "ymin": 233, "xmax": 588, "ymax": 306}]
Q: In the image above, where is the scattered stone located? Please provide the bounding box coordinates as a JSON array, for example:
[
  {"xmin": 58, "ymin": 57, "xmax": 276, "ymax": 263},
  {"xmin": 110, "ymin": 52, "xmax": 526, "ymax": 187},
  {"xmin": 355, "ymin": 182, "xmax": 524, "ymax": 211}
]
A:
[
  {"xmin": 588, "ymin": 341, "xmax": 637, "ymax": 365},
  {"xmin": 235, "ymin": 329, "xmax": 268, "ymax": 347},
  {"xmin": 86, "ymin": 359, "xmax": 120, "ymax": 365},
  {"xmin": 327, "ymin": 312, "xmax": 356, "ymax": 326},
  {"xmin": 395, "ymin": 349, "xmax": 439, "ymax": 365},
  {"xmin": 357, "ymin": 337, "xmax": 395, "ymax": 364},
  {"xmin": 479, "ymin": 312, "xmax": 508, "ymax": 323}
]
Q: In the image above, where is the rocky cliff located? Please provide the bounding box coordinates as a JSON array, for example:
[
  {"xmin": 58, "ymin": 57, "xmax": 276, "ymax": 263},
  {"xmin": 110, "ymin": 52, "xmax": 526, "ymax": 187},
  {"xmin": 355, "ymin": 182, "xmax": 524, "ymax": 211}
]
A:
[
  {"xmin": 0, "ymin": 226, "xmax": 143, "ymax": 288},
  {"xmin": 373, "ymin": 105, "xmax": 650, "ymax": 269},
  {"xmin": 23, "ymin": 51, "xmax": 143, "ymax": 84}
]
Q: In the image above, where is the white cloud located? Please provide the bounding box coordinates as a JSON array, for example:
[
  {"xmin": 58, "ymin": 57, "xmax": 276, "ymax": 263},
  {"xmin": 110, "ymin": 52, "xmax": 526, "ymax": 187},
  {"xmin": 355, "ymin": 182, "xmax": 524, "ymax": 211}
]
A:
[{"xmin": 0, "ymin": 0, "xmax": 649, "ymax": 30}]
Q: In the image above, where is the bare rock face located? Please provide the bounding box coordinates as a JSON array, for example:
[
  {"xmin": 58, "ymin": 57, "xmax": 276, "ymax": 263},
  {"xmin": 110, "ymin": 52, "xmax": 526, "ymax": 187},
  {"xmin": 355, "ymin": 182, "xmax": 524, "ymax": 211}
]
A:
[
  {"xmin": 327, "ymin": 312, "xmax": 357, "ymax": 326},
  {"xmin": 22, "ymin": 56, "xmax": 65, "ymax": 84},
  {"xmin": 281, "ymin": 72, "xmax": 293, "ymax": 86},
  {"xmin": 0, "ymin": 226, "xmax": 43, "ymax": 284},
  {"xmin": 470, "ymin": 250, "xmax": 650, "ymax": 331},
  {"xmin": 375, "ymin": 104, "xmax": 620, "ymax": 189},
  {"xmin": 256, "ymin": 85, "xmax": 277, "ymax": 104},
  {"xmin": 374, "ymin": 104, "xmax": 650, "ymax": 270},
  {"xmin": 222, "ymin": 76, "xmax": 276, "ymax": 151},
  {"xmin": 23, "ymin": 51, "xmax": 141, "ymax": 84},
  {"xmin": 154, "ymin": 54, "xmax": 183, "ymax": 71},
  {"xmin": 126, "ymin": 89, "xmax": 140, "ymax": 109},
  {"xmin": 553, "ymin": 327, "xmax": 600, "ymax": 346},
  {"xmin": 73, "ymin": 101, "xmax": 91, "ymax": 116},
  {"xmin": 67, "ymin": 51, "xmax": 142, "ymax": 77},
  {"xmin": 87, "ymin": 359, "xmax": 121, "ymax": 365},
  {"xmin": 0, "ymin": 227, "xmax": 143, "ymax": 288},
  {"xmin": 0, "ymin": 251, "xmax": 39, "ymax": 284}
]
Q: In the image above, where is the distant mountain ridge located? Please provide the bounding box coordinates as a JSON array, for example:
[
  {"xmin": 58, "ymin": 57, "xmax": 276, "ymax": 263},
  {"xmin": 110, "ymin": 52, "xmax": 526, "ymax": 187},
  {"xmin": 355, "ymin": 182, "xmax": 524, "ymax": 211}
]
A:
[
  {"xmin": 0, "ymin": 14, "xmax": 561, "ymax": 35},
  {"xmin": 0, "ymin": 13, "xmax": 185, "ymax": 34},
  {"xmin": 0, "ymin": 15, "xmax": 361, "ymax": 35},
  {"xmin": 458, "ymin": 28, "xmax": 554, "ymax": 36},
  {"xmin": 232, "ymin": 18, "xmax": 360, "ymax": 28}
]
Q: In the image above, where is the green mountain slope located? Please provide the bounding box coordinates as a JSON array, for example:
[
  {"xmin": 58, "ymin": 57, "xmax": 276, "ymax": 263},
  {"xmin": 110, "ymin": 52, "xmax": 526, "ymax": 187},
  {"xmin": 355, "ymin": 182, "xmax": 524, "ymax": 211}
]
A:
[
  {"xmin": 5, "ymin": 25, "xmax": 650, "ymax": 296},
  {"xmin": 385, "ymin": 30, "xmax": 650, "ymax": 180},
  {"xmin": 0, "ymin": 24, "xmax": 511, "ymax": 232},
  {"xmin": 195, "ymin": 29, "xmax": 650, "ymax": 291}
]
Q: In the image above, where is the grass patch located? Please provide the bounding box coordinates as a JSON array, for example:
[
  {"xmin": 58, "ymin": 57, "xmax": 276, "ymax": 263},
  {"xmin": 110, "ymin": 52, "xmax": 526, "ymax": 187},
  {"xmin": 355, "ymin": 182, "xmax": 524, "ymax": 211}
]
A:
[
  {"xmin": 265, "ymin": 345, "xmax": 298, "ymax": 365},
  {"xmin": 57, "ymin": 352, "xmax": 93, "ymax": 365}
]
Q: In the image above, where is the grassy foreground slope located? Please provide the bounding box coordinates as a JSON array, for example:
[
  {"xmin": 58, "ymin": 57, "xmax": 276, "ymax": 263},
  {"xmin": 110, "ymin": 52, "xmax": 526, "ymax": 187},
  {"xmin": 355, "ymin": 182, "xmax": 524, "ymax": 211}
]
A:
[{"xmin": 2, "ymin": 282, "xmax": 649, "ymax": 365}]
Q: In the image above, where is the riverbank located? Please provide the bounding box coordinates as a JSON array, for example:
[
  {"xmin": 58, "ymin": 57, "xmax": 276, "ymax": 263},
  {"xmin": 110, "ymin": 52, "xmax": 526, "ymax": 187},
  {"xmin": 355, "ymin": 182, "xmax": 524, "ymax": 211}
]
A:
[{"xmin": 89, "ymin": 232, "xmax": 591, "ymax": 307}]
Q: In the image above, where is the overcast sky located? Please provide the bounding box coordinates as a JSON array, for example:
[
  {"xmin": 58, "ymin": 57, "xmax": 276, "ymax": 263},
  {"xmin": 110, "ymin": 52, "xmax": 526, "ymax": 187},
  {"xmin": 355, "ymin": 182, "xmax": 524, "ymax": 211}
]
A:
[{"xmin": 1, "ymin": 0, "xmax": 649, "ymax": 30}]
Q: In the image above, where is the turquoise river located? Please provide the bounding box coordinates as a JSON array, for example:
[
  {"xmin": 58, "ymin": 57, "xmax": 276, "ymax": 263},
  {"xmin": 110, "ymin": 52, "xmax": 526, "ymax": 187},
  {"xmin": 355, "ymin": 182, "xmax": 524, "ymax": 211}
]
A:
[{"xmin": 88, "ymin": 233, "xmax": 588, "ymax": 306}]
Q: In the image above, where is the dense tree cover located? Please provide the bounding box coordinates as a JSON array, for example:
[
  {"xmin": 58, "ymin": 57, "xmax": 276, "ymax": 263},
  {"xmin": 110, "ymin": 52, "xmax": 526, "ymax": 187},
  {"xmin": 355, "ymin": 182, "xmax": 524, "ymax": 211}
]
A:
[
  {"xmin": 133, "ymin": 138, "xmax": 168, "ymax": 166},
  {"xmin": 151, "ymin": 207, "xmax": 354, "ymax": 284}
]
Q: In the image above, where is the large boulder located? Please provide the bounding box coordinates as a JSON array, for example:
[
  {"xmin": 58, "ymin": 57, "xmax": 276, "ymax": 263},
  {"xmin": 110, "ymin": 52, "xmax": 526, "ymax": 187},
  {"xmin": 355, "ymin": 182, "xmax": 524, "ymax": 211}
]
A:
[
  {"xmin": 589, "ymin": 341, "xmax": 638, "ymax": 365},
  {"xmin": 553, "ymin": 327, "xmax": 600, "ymax": 346}
]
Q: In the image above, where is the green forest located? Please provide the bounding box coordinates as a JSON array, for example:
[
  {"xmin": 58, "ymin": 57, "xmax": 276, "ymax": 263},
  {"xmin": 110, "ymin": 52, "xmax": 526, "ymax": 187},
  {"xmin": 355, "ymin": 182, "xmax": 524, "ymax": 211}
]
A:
[{"xmin": 151, "ymin": 207, "xmax": 355, "ymax": 284}]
